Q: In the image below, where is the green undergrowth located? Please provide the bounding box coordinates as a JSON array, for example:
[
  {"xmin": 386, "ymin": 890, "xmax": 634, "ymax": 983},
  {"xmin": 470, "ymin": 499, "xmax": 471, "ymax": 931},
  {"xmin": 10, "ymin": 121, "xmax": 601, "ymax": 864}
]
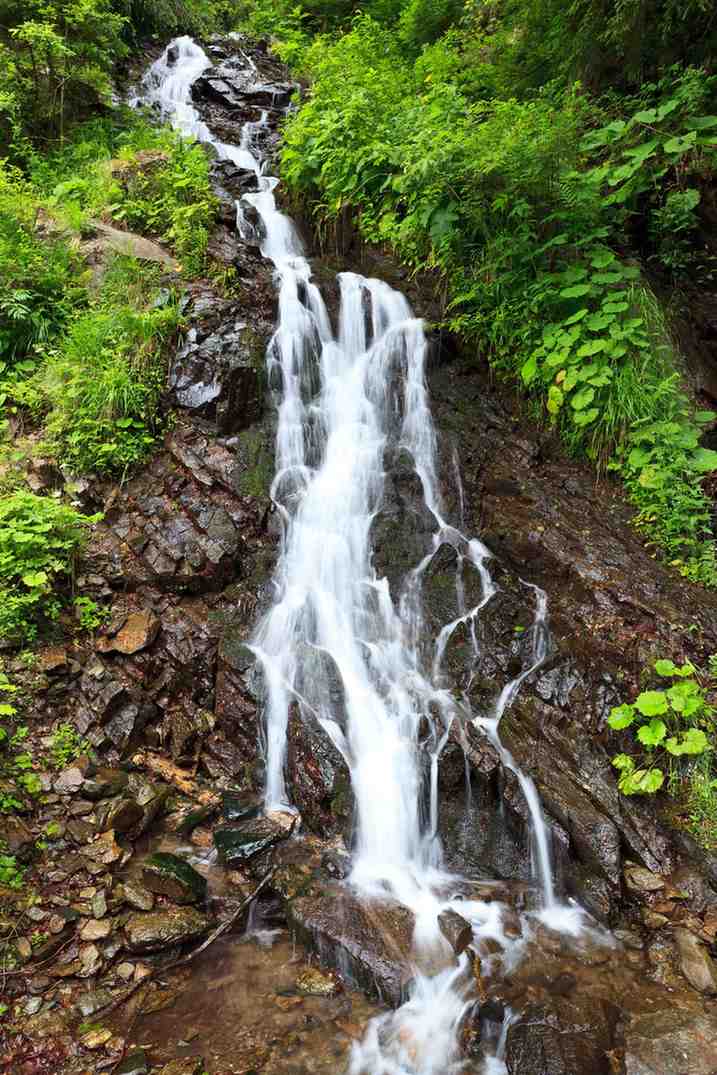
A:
[
  {"xmin": 246, "ymin": 2, "xmax": 717, "ymax": 585},
  {"xmin": 608, "ymin": 658, "xmax": 717, "ymax": 849}
]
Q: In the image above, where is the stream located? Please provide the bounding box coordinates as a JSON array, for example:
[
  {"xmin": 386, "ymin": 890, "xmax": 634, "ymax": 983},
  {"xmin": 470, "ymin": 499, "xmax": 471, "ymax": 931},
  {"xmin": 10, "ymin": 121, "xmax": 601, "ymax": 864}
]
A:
[{"xmin": 137, "ymin": 35, "xmax": 624, "ymax": 1075}]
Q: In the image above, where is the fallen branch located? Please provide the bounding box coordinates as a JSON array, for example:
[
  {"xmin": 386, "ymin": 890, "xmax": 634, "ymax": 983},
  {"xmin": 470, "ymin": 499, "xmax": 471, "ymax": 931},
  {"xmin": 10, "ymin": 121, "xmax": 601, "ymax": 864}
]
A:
[
  {"xmin": 98, "ymin": 867, "xmax": 276, "ymax": 1020},
  {"xmin": 131, "ymin": 750, "xmax": 220, "ymax": 806}
]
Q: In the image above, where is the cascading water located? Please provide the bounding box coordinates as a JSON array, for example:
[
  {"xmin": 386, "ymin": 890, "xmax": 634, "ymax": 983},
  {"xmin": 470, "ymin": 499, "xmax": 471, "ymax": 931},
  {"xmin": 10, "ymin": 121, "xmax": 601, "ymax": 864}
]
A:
[{"xmin": 138, "ymin": 36, "xmax": 590, "ymax": 1074}]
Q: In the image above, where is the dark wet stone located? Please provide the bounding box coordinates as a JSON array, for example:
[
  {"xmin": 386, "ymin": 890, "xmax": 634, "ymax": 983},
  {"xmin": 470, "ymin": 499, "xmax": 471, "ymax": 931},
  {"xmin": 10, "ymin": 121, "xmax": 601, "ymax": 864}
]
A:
[
  {"xmin": 115, "ymin": 1049, "xmax": 149, "ymax": 1075},
  {"xmin": 82, "ymin": 768, "xmax": 129, "ymax": 801},
  {"xmin": 124, "ymin": 907, "xmax": 211, "ymax": 953},
  {"xmin": 438, "ymin": 909, "xmax": 473, "ymax": 955},
  {"xmin": 286, "ymin": 702, "xmax": 352, "ymax": 837},
  {"xmin": 214, "ymin": 816, "xmax": 287, "ymax": 866},
  {"xmin": 221, "ymin": 789, "xmax": 261, "ymax": 823},
  {"xmin": 96, "ymin": 795, "xmax": 143, "ymax": 834},
  {"xmin": 142, "ymin": 852, "xmax": 207, "ymax": 906},
  {"xmin": 287, "ymin": 886, "xmax": 415, "ymax": 1007},
  {"xmin": 505, "ymin": 995, "xmax": 616, "ymax": 1075},
  {"xmin": 0, "ymin": 815, "xmax": 34, "ymax": 858}
]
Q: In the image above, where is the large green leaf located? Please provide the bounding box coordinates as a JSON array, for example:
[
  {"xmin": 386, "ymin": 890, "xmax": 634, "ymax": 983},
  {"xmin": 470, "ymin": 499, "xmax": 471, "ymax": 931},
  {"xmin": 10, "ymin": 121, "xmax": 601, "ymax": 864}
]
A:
[
  {"xmin": 636, "ymin": 718, "xmax": 667, "ymax": 748},
  {"xmin": 608, "ymin": 704, "xmax": 635, "ymax": 729},
  {"xmin": 634, "ymin": 690, "xmax": 668, "ymax": 716}
]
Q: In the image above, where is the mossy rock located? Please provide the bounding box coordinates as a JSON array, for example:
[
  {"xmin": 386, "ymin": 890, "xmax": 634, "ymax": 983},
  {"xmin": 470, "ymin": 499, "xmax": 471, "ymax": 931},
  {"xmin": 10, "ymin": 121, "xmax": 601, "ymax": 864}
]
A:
[{"xmin": 141, "ymin": 852, "xmax": 207, "ymax": 905}]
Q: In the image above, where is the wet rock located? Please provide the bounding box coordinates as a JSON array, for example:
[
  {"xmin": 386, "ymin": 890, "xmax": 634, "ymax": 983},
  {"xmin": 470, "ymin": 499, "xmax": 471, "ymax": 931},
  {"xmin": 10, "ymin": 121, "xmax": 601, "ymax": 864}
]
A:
[
  {"xmin": 80, "ymin": 829, "xmax": 123, "ymax": 865},
  {"xmin": 625, "ymin": 864, "xmax": 665, "ymax": 894},
  {"xmin": 286, "ymin": 702, "xmax": 352, "ymax": 836},
  {"xmin": 124, "ymin": 907, "xmax": 212, "ymax": 953},
  {"xmin": 142, "ymin": 852, "xmax": 208, "ymax": 906},
  {"xmin": 115, "ymin": 1049, "xmax": 150, "ymax": 1075},
  {"xmin": 157, "ymin": 1059, "xmax": 205, "ymax": 1075},
  {"xmin": 221, "ymin": 789, "xmax": 261, "ymax": 824},
  {"xmin": 0, "ymin": 815, "xmax": 34, "ymax": 857},
  {"xmin": 673, "ymin": 927, "xmax": 717, "ymax": 993},
  {"xmin": 97, "ymin": 610, "xmax": 160, "ymax": 654},
  {"xmin": 623, "ymin": 1008, "xmax": 717, "ymax": 1074},
  {"xmin": 505, "ymin": 995, "xmax": 616, "ymax": 1075},
  {"xmin": 295, "ymin": 966, "xmax": 340, "ymax": 996},
  {"xmin": 80, "ymin": 918, "xmax": 112, "ymax": 941},
  {"xmin": 288, "ymin": 886, "xmax": 415, "ymax": 1006},
  {"xmin": 82, "ymin": 768, "xmax": 129, "ymax": 801},
  {"xmin": 54, "ymin": 767, "xmax": 85, "ymax": 794},
  {"xmin": 214, "ymin": 815, "xmax": 291, "ymax": 866},
  {"xmin": 169, "ymin": 306, "xmax": 266, "ymax": 434},
  {"xmin": 75, "ymin": 988, "xmax": 113, "ymax": 1017},
  {"xmin": 96, "ymin": 795, "xmax": 142, "ymax": 835},
  {"xmin": 438, "ymin": 909, "xmax": 473, "ymax": 955}
]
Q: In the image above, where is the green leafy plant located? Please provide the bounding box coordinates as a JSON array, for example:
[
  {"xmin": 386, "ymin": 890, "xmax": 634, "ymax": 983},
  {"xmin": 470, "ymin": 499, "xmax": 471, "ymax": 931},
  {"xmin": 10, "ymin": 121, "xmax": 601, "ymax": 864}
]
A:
[
  {"xmin": 49, "ymin": 723, "xmax": 89, "ymax": 770},
  {"xmin": 608, "ymin": 659, "xmax": 713, "ymax": 794},
  {"xmin": 74, "ymin": 596, "xmax": 111, "ymax": 632},
  {"xmin": 0, "ymin": 854, "xmax": 24, "ymax": 889},
  {"xmin": 0, "ymin": 492, "xmax": 98, "ymax": 642}
]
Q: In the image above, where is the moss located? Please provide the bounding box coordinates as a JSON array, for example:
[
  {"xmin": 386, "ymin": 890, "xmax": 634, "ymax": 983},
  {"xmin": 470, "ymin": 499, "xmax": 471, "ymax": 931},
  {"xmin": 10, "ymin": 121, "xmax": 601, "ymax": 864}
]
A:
[{"xmin": 234, "ymin": 425, "xmax": 273, "ymax": 499}]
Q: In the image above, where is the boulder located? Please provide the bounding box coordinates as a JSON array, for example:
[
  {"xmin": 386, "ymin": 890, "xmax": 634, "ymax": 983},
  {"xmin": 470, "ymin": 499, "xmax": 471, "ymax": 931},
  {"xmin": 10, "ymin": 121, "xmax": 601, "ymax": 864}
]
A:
[
  {"xmin": 213, "ymin": 815, "xmax": 290, "ymax": 866},
  {"xmin": 623, "ymin": 1008, "xmax": 717, "ymax": 1075},
  {"xmin": 142, "ymin": 852, "xmax": 207, "ymax": 906},
  {"xmin": 124, "ymin": 907, "xmax": 212, "ymax": 953}
]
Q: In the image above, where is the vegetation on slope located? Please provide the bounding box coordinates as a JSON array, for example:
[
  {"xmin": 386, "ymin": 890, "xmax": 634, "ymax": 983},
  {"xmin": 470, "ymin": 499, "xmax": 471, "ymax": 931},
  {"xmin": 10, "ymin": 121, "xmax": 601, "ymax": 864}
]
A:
[{"xmin": 239, "ymin": 0, "xmax": 717, "ymax": 586}]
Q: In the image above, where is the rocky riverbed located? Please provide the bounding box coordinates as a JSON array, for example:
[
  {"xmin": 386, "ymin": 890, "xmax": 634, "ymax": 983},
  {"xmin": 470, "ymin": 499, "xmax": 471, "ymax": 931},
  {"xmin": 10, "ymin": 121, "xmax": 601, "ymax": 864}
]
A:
[{"xmin": 2, "ymin": 33, "xmax": 717, "ymax": 1075}]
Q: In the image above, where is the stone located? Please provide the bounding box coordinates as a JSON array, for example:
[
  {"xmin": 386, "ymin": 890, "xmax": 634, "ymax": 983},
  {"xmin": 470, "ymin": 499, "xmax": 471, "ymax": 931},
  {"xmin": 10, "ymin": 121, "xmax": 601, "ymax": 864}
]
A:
[
  {"xmin": 0, "ymin": 815, "xmax": 34, "ymax": 858},
  {"xmin": 96, "ymin": 609, "xmax": 160, "ymax": 654},
  {"xmin": 80, "ymin": 918, "xmax": 112, "ymax": 941},
  {"xmin": 97, "ymin": 795, "xmax": 143, "ymax": 834},
  {"xmin": 673, "ymin": 927, "xmax": 717, "ymax": 994},
  {"xmin": 80, "ymin": 829, "xmax": 122, "ymax": 865},
  {"xmin": 54, "ymin": 767, "xmax": 84, "ymax": 794},
  {"xmin": 16, "ymin": 937, "xmax": 32, "ymax": 961},
  {"xmin": 82, "ymin": 768, "xmax": 129, "ymax": 801},
  {"xmin": 142, "ymin": 852, "xmax": 208, "ymax": 906},
  {"xmin": 75, "ymin": 988, "xmax": 113, "ymax": 1017},
  {"xmin": 124, "ymin": 908, "xmax": 212, "ymax": 953},
  {"xmin": 214, "ymin": 815, "xmax": 291, "ymax": 866},
  {"xmin": 624, "ymin": 1009, "xmax": 717, "ymax": 1074},
  {"xmin": 115, "ymin": 1049, "xmax": 150, "ymax": 1075},
  {"xmin": 119, "ymin": 880, "xmax": 155, "ymax": 911},
  {"xmin": 79, "ymin": 944, "xmax": 103, "ymax": 977},
  {"xmin": 80, "ymin": 1027, "xmax": 113, "ymax": 1049},
  {"xmin": 505, "ymin": 995, "xmax": 616, "ymax": 1075},
  {"xmin": 117, "ymin": 961, "xmax": 135, "ymax": 980},
  {"xmin": 221, "ymin": 789, "xmax": 261, "ymax": 823},
  {"xmin": 92, "ymin": 890, "xmax": 107, "ymax": 918},
  {"xmin": 288, "ymin": 886, "xmax": 416, "ymax": 1006},
  {"xmin": 624, "ymin": 865, "xmax": 665, "ymax": 894},
  {"xmin": 295, "ymin": 966, "xmax": 340, "ymax": 997},
  {"xmin": 438, "ymin": 910, "xmax": 473, "ymax": 955},
  {"xmin": 157, "ymin": 1060, "xmax": 205, "ymax": 1075}
]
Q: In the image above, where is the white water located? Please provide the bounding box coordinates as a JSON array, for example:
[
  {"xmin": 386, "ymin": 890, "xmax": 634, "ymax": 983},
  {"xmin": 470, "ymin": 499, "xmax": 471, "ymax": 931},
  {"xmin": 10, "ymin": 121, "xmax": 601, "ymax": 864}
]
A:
[{"xmin": 139, "ymin": 37, "xmax": 588, "ymax": 1074}]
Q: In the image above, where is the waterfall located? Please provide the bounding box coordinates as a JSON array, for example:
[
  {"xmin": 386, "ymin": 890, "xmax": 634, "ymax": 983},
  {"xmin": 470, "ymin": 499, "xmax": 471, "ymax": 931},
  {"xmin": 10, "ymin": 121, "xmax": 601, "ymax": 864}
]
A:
[{"xmin": 138, "ymin": 37, "xmax": 587, "ymax": 1075}]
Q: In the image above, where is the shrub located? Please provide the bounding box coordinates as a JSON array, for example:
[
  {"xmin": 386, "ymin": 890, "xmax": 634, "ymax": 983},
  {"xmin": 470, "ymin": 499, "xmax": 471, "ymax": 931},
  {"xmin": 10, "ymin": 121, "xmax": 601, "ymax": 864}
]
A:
[
  {"xmin": 43, "ymin": 298, "xmax": 180, "ymax": 476},
  {"xmin": 49, "ymin": 723, "xmax": 89, "ymax": 769},
  {"xmin": 0, "ymin": 493, "xmax": 98, "ymax": 643}
]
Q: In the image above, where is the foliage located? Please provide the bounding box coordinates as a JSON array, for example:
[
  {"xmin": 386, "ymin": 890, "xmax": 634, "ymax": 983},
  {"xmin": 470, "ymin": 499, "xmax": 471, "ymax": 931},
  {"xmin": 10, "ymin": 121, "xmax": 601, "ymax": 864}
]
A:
[
  {"xmin": 31, "ymin": 116, "xmax": 217, "ymax": 275},
  {"xmin": 262, "ymin": 7, "xmax": 717, "ymax": 585},
  {"xmin": 0, "ymin": 493, "xmax": 97, "ymax": 643},
  {"xmin": 0, "ymin": 162, "xmax": 85, "ymax": 373},
  {"xmin": 608, "ymin": 659, "xmax": 714, "ymax": 795},
  {"xmin": 0, "ymin": 0, "xmax": 127, "ymax": 144},
  {"xmin": 0, "ymin": 672, "xmax": 41, "ymax": 822},
  {"xmin": 74, "ymin": 596, "xmax": 111, "ymax": 631},
  {"xmin": 43, "ymin": 296, "xmax": 180, "ymax": 475},
  {"xmin": 0, "ymin": 853, "xmax": 24, "ymax": 888},
  {"xmin": 49, "ymin": 723, "xmax": 89, "ymax": 769}
]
